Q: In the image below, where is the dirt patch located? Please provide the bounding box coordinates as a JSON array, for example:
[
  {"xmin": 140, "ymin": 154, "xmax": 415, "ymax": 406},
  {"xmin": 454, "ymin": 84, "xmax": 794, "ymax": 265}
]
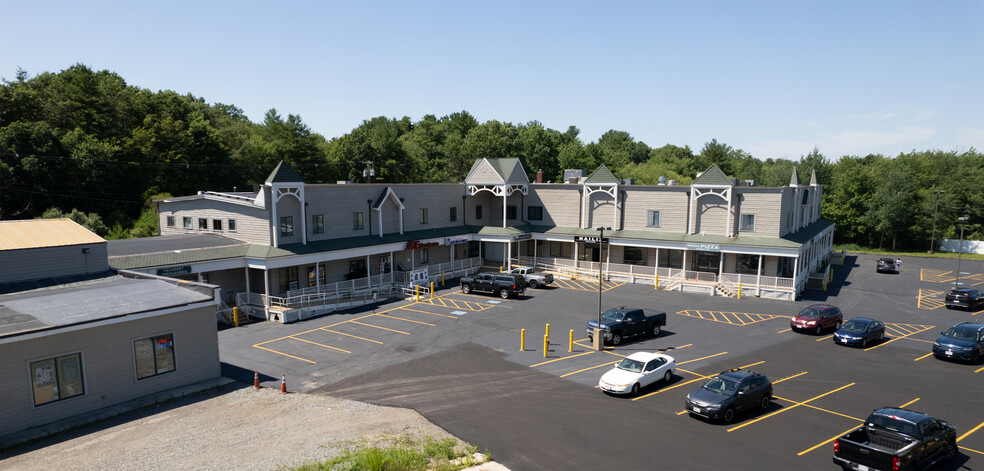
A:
[{"xmin": 1, "ymin": 382, "xmax": 501, "ymax": 470}]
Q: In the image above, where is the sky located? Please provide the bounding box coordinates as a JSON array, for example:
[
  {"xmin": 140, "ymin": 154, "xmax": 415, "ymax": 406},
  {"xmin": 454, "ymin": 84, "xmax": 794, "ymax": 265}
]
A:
[{"xmin": 2, "ymin": 1, "xmax": 982, "ymax": 161}]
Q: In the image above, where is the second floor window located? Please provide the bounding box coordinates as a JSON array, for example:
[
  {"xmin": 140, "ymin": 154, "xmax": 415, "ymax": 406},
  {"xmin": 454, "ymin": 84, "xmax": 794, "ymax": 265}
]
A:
[
  {"xmin": 354, "ymin": 212, "xmax": 364, "ymax": 230},
  {"xmin": 647, "ymin": 210, "xmax": 661, "ymax": 228},
  {"xmin": 280, "ymin": 216, "xmax": 294, "ymax": 236},
  {"xmin": 312, "ymin": 214, "xmax": 324, "ymax": 234},
  {"xmin": 228, "ymin": 219, "xmax": 237, "ymax": 231},
  {"xmin": 198, "ymin": 218, "xmax": 208, "ymax": 230},
  {"xmin": 506, "ymin": 205, "xmax": 517, "ymax": 220},
  {"xmin": 183, "ymin": 217, "xmax": 192, "ymax": 229},
  {"xmin": 740, "ymin": 214, "xmax": 755, "ymax": 232},
  {"xmin": 475, "ymin": 205, "xmax": 483, "ymax": 220},
  {"xmin": 166, "ymin": 216, "xmax": 175, "ymax": 227},
  {"xmin": 212, "ymin": 219, "xmax": 222, "ymax": 231},
  {"xmin": 420, "ymin": 208, "xmax": 429, "ymax": 224},
  {"xmin": 450, "ymin": 206, "xmax": 457, "ymax": 222},
  {"xmin": 528, "ymin": 206, "xmax": 543, "ymax": 221}
]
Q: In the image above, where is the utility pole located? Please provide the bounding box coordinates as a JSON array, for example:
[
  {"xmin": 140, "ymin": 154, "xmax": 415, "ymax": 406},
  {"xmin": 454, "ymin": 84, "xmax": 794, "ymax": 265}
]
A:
[
  {"xmin": 362, "ymin": 161, "xmax": 375, "ymax": 183},
  {"xmin": 929, "ymin": 189, "xmax": 943, "ymax": 254}
]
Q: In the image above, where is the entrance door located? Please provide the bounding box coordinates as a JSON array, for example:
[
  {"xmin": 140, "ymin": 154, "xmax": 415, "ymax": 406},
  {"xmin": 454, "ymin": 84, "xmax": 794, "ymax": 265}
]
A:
[{"xmin": 695, "ymin": 251, "xmax": 720, "ymax": 273}]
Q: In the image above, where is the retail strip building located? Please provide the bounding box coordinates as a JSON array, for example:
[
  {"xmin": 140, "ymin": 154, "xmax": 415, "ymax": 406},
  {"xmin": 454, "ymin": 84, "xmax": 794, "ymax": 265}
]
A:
[{"xmin": 109, "ymin": 158, "xmax": 834, "ymax": 323}]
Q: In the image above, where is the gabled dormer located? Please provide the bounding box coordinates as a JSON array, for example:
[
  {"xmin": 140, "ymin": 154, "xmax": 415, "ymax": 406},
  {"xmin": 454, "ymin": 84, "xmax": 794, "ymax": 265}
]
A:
[
  {"xmin": 582, "ymin": 164, "xmax": 620, "ymax": 229},
  {"xmin": 265, "ymin": 161, "xmax": 306, "ymax": 247},
  {"xmin": 465, "ymin": 158, "xmax": 529, "ymax": 228},
  {"xmin": 688, "ymin": 164, "xmax": 735, "ymax": 236}
]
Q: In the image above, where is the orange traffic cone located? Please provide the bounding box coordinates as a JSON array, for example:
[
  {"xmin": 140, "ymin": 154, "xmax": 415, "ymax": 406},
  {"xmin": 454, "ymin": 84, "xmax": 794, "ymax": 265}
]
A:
[
  {"xmin": 253, "ymin": 370, "xmax": 260, "ymax": 389},
  {"xmin": 279, "ymin": 375, "xmax": 287, "ymax": 394}
]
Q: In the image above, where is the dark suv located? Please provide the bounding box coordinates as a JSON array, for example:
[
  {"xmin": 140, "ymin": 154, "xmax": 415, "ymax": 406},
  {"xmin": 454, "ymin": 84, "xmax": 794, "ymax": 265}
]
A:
[
  {"xmin": 945, "ymin": 288, "xmax": 983, "ymax": 311},
  {"xmin": 933, "ymin": 322, "xmax": 984, "ymax": 364},
  {"xmin": 459, "ymin": 273, "xmax": 526, "ymax": 298},
  {"xmin": 685, "ymin": 369, "xmax": 772, "ymax": 423},
  {"xmin": 876, "ymin": 258, "xmax": 897, "ymax": 273},
  {"xmin": 790, "ymin": 304, "xmax": 843, "ymax": 335}
]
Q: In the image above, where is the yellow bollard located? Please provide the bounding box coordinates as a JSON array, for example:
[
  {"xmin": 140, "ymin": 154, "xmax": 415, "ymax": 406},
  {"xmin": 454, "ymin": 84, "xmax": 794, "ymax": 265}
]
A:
[
  {"xmin": 441, "ymin": 272, "xmax": 445, "ymax": 286},
  {"xmin": 521, "ymin": 329, "xmax": 526, "ymax": 351},
  {"xmin": 545, "ymin": 323, "xmax": 550, "ymax": 340},
  {"xmin": 415, "ymin": 285, "xmax": 420, "ymax": 302},
  {"xmin": 543, "ymin": 334, "xmax": 548, "ymax": 358},
  {"xmin": 500, "ymin": 266, "xmax": 504, "ymax": 272},
  {"xmin": 233, "ymin": 307, "xmax": 239, "ymax": 327},
  {"xmin": 430, "ymin": 281, "xmax": 435, "ymax": 299},
  {"xmin": 738, "ymin": 283, "xmax": 742, "ymax": 299},
  {"xmin": 654, "ymin": 274, "xmax": 659, "ymax": 290},
  {"xmin": 569, "ymin": 330, "xmax": 574, "ymax": 352}
]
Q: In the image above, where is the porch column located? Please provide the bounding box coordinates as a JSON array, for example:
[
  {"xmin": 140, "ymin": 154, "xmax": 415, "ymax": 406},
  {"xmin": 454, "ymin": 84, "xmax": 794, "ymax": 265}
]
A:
[
  {"xmin": 366, "ymin": 255, "xmax": 371, "ymax": 289},
  {"xmin": 793, "ymin": 256, "xmax": 799, "ymax": 292},
  {"xmin": 245, "ymin": 267, "xmax": 250, "ymax": 299},
  {"xmin": 718, "ymin": 253, "xmax": 724, "ymax": 279},
  {"xmin": 378, "ymin": 210, "xmax": 383, "ymax": 238},
  {"xmin": 263, "ymin": 268, "xmax": 270, "ymax": 307},
  {"xmin": 271, "ymin": 191, "xmax": 279, "ymax": 248},
  {"xmin": 574, "ymin": 242, "xmax": 579, "ymax": 269},
  {"xmin": 533, "ymin": 238, "xmax": 537, "ymax": 268},
  {"xmin": 502, "ymin": 192, "xmax": 507, "ymax": 229},
  {"xmin": 682, "ymin": 250, "xmax": 688, "ymax": 274},
  {"xmin": 506, "ymin": 241, "xmax": 511, "ymax": 270},
  {"xmin": 411, "ymin": 248, "xmax": 415, "ymax": 270},
  {"xmin": 756, "ymin": 255, "xmax": 763, "ymax": 296},
  {"xmin": 389, "ymin": 251, "xmax": 394, "ymax": 283}
]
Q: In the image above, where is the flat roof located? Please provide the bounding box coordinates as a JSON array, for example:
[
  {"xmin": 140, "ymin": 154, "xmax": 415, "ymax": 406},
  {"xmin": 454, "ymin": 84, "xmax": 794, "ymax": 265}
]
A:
[
  {"xmin": 108, "ymin": 233, "xmax": 246, "ymax": 257},
  {"xmin": 0, "ymin": 273, "xmax": 215, "ymax": 338},
  {"xmin": 0, "ymin": 219, "xmax": 105, "ymax": 250}
]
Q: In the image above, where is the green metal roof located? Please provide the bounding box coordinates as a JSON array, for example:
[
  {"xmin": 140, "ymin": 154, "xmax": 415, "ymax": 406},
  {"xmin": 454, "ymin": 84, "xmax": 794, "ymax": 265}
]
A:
[
  {"xmin": 691, "ymin": 164, "xmax": 733, "ymax": 187},
  {"xmin": 465, "ymin": 158, "xmax": 528, "ymax": 185},
  {"xmin": 584, "ymin": 164, "xmax": 619, "ymax": 184},
  {"xmin": 265, "ymin": 161, "xmax": 304, "ymax": 184}
]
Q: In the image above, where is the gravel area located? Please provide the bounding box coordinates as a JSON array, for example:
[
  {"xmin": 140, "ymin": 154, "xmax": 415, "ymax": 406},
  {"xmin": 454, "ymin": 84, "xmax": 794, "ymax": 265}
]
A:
[{"xmin": 1, "ymin": 381, "xmax": 507, "ymax": 471}]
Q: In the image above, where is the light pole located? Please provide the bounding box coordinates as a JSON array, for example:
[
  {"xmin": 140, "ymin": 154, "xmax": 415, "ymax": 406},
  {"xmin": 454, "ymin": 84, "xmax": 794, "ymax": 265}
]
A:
[
  {"xmin": 929, "ymin": 189, "xmax": 944, "ymax": 254},
  {"xmin": 595, "ymin": 226, "xmax": 611, "ymax": 351},
  {"xmin": 955, "ymin": 216, "xmax": 969, "ymax": 287}
]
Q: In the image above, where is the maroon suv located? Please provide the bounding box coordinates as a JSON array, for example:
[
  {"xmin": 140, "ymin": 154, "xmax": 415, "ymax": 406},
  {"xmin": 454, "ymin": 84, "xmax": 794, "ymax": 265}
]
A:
[{"xmin": 791, "ymin": 304, "xmax": 843, "ymax": 335}]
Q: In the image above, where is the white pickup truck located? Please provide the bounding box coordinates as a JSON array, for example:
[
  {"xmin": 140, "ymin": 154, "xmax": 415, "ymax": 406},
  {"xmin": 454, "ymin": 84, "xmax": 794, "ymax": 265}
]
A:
[{"xmin": 506, "ymin": 267, "xmax": 554, "ymax": 288}]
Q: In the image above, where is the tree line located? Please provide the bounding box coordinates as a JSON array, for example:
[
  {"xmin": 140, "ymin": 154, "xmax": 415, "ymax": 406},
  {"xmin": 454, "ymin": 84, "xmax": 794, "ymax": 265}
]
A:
[{"xmin": 1, "ymin": 64, "xmax": 980, "ymax": 249}]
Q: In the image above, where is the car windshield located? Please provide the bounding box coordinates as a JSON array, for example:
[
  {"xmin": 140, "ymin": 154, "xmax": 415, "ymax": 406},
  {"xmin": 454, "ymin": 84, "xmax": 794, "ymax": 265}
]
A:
[
  {"xmin": 601, "ymin": 310, "xmax": 624, "ymax": 321},
  {"xmin": 945, "ymin": 327, "xmax": 980, "ymax": 341},
  {"xmin": 842, "ymin": 320, "xmax": 868, "ymax": 330},
  {"xmin": 702, "ymin": 376, "xmax": 739, "ymax": 396},
  {"xmin": 617, "ymin": 359, "xmax": 644, "ymax": 373},
  {"xmin": 798, "ymin": 307, "xmax": 822, "ymax": 319}
]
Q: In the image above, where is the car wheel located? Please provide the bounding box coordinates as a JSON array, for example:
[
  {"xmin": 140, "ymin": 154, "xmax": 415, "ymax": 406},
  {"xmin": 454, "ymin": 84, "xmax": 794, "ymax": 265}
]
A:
[
  {"xmin": 759, "ymin": 395, "xmax": 770, "ymax": 410},
  {"xmin": 722, "ymin": 408, "xmax": 735, "ymax": 423},
  {"xmin": 664, "ymin": 370, "xmax": 672, "ymax": 383},
  {"xmin": 945, "ymin": 304, "xmax": 952, "ymax": 309},
  {"xmin": 652, "ymin": 325, "xmax": 662, "ymax": 337},
  {"xmin": 528, "ymin": 280, "xmax": 538, "ymax": 289},
  {"xmin": 499, "ymin": 289, "xmax": 509, "ymax": 299},
  {"xmin": 861, "ymin": 338, "xmax": 867, "ymax": 348},
  {"xmin": 630, "ymin": 383, "xmax": 640, "ymax": 396},
  {"xmin": 945, "ymin": 441, "xmax": 958, "ymax": 461},
  {"xmin": 461, "ymin": 284, "xmax": 471, "ymax": 294},
  {"xmin": 611, "ymin": 333, "xmax": 622, "ymax": 346},
  {"xmin": 835, "ymin": 321, "xmax": 842, "ymax": 330},
  {"xmin": 816, "ymin": 325, "xmax": 823, "ymax": 335}
]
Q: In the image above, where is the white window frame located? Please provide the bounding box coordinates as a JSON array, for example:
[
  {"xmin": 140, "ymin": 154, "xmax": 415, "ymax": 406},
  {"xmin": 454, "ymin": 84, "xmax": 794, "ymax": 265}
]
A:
[
  {"xmin": 647, "ymin": 210, "xmax": 660, "ymax": 228},
  {"xmin": 740, "ymin": 214, "xmax": 755, "ymax": 232}
]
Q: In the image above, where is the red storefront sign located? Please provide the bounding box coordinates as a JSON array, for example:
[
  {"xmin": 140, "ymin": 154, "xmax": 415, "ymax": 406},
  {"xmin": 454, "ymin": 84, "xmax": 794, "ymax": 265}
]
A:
[{"xmin": 405, "ymin": 240, "xmax": 440, "ymax": 250}]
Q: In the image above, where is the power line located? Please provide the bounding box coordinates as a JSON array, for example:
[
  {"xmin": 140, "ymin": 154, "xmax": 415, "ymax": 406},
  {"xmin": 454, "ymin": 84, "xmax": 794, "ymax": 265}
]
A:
[{"xmin": 0, "ymin": 152, "xmax": 347, "ymax": 169}]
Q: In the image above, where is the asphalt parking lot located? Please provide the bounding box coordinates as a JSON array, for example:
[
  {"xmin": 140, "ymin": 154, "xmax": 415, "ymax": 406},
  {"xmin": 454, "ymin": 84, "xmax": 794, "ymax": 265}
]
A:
[{"xmin": 219, "ymin": 254, "xmax": 984, "ymax": 470}]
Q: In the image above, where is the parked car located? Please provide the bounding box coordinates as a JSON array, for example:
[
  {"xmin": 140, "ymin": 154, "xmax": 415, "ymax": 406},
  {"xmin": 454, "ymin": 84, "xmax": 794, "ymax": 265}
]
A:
[
  {"xmin": 586, "ymin": 307, "xmax": 667, "ymax": 346},
  {"xmin": 876, "ymin": 258, "xmax": 897, "ymax": 273},
  {"xmin": 933, "ymin": 322, "xmax": 984, "ymax": 364},
  {"xmin": 790, "ymin": 304, "xmax": 843, "ymax": 335},
  {"xmin": 684, "ymin": 368, "xmax": 772, "ymax": 423},
  {"xmin": 833, "ymin": 407, "xmax": 957, "ymax": 471},
  {"xmin": 945, "ymin": 288, "xmax": 984, "ymax": 311},
  {"xmin": 506, "ymin": 266, "xmax": 554, "ymax": 288},
  {"xmin": 459, "ymin": 273, "xmax": 526, "ymax": 299},
  {"xmin": 833, "ymin": 318, "xmax": 886, "ymax": 348},
  {"xmin": 598, "ymin": 352, "xmax": 675, "ymax": 396}
]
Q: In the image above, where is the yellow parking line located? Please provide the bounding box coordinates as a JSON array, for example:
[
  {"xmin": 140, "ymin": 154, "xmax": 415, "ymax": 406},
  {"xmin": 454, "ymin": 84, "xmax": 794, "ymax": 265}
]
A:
[
  {"xmin": 253, "ymin": 310, "xmax": 393, "ymax": 346},
  {"xmin": 864, "ymin": 325, "xmax": 934, "ymax": 352},
  {"xmin": 375, "ymin": 313, "xmax": 436, "ymax": 326},
  {"xmin": 906, "ymin": 337, "xmax": 935, "ymax": 344},
  {"xmin": 777, "ymin": 328, "xmax": 791, "ymax": 333},
  {"xmin": 798, "ymin": 424, "xmax": 859, "ymax": 456},
  {"xmin": 961, "ymin": 420, "xmax": 984, "ymax": 442},
  {"xmin": 976, "ymin": 364, "xmax": 984, "ymax": 373},
  {"xmin": 899, "ymin": 397, "xmax": 920, "ymax": 408},
  {"xmin": 816, "ymin": 335, "xmax": 834, "ymax": 342},
  {"xmin": 530, "ymin": 351, "xmax": 594, "ymax": 367},
  {"xmin": 559, "ymin": 361, "xmax": 616, "ymax": 378},
  {"xmin": 291, "ymin": 336, "xmax": 351, "ymax": 353},
  {"xmin": 773, "ymin": 371, "xmax": 808, "ymax": 384},
  {"xmin": 253, "ymin": 345, "xmax": 316, "ymax": 364},
  {"xmin": 677, "ymin": 410, "xmax": 689, "ymax": 415},
  {"xmin": 397, "ymin": 306, "xmax": 460, "ymax": 318},
  {"xmin": 633, "ymin": 359, "xmax": 762, "ymax": 402},
  {"xmin": 739, "ymin": 361, "xmax": 766, "ymax": 369},
  {"xmin": 321, "ymin": 329, "xmax": 383, "ymax": 344},
  {"xmin": 913, "ymin": 352, "xmax": 933, "ymax": 362},
  {"xmin": 961, "ymin": 446, "xmax": 984, "ymax": 456},
  {"xmin": 773, "ymin": 395, "xmax": 862, "ymax": 421},
  {"xmin": 349, "ymin": 321, "xmax": 410, "ymax": 334},
  {"xmin": 678, "ymin": 351, "xmax": 728, "ymax": 365},
  {"xmin": 727, "ymin": 383, "xmax": 854, "ymax": 432}
]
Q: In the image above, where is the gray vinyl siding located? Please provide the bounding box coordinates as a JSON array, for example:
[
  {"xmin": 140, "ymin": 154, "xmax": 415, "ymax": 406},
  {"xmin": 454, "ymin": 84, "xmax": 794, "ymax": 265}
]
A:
[
  {"xmin": 203, "ymin": 268, "xmax": 247, "ymax": 306},
  {"xmin": 585, "ymin": 191, "xmax": 617, "ymax": 229},
  {"xmin": 0, "ymin": 243, "xmax": 108, "ymax": 284},
  {"xmin": 158, "ymin": 198, "xmax": 270, "ymax": 245},
  {"xmin": 466, "ymin": 192, "xmax": 494, "ymax": 226},
  {"xmin": 468, "ymin": 161, "xmax": 504, "ymax": 184},
  {"xmin": 621, "ymin": 187, "xmax": 690, "ymax": 233},
  {"xmin": 734, "ymin": 189, "xmax": 784, "ymax": 238},
  {"xmin": 306, "ymin": 184, "xmax": 464, "ymax": 240},
  {"xmin": 528, "ymin": 185, "xmax": 581, "ymax": 227},
  {"xmin": 779, "ymin": 188, "xmax": 797, "ymax": 236},
  {"xmin": 694, "ymin": 198, "xmax": 730, "ymax": 235},
  {"xmin": 274, "ymin": 195, "xmax": 303, "ymax": 245},
  {"xmin": 392, "ymin": 185, "xmax": 466, "ymax": 232},
  {"xmin": 0, "ymin": 306, "xmax": 219, "ymax": 441}
]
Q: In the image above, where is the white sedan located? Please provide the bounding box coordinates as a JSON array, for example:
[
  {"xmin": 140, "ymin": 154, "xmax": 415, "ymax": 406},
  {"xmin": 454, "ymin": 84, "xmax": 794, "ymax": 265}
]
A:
[{"xmin": 598, "ymin": 352, "xmax": 675, "ymax": 396}]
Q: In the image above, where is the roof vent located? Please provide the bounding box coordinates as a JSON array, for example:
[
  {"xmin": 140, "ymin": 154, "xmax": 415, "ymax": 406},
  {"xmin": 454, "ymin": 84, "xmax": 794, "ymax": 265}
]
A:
[
  {"xmin": 744, "ymin": 180, "xmax": 755, "ymax": 187},
  {"xmin": 668, "ymin": 180, "xmax": 677, "ymax": 186},
  {"xmin": 621, "ymin": 178, "xmax": 634, "ymax": 185},
  {"xmin": 658, "ymin": 176, "xmax": 667, "ymax": 185},
  {"xmin": 336, "ymin": 180, "xmax": 354, "ymax": 185}
]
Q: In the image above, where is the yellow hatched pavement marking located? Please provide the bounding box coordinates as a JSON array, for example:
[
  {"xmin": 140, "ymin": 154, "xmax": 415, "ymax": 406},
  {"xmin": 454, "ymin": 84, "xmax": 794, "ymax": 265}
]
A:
[
  {"xmin": 677, "ymin": 310, "xmax": 786, "ymax": 326},
  {"xmin": 865, "ymin": 324, "xmax": 934, "ymax": 351},
  {"xmin": 416, "ymin": 297, "xmax": 495, "ymax": 311},
  {"xmin": 553, "ymin": 278, "xmax": 623, "ymax": 292},
  {"xmin": 917, "ymin": 288, "xmax": 945, "ymax": 309}
]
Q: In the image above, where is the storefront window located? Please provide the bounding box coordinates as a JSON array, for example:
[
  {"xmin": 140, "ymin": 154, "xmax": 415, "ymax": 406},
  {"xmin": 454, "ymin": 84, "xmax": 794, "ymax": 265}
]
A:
[
  {"xmin": 660, "ymin": 249, "xmax": 683, "ymax": 269},
  {"xmin": 736, "ymin": 254, "xmax": 760, "ymax": 274},
  {"xmin": 134, "ymin": 334, "xmax": 175, "ymax": 380},
  {"xmin": 31, "ymin": 353, "xmax": 85, "ymax": 406},
  {"xmin": 624, "ymin": 247, "xmax": 646, "ymax": 265}
]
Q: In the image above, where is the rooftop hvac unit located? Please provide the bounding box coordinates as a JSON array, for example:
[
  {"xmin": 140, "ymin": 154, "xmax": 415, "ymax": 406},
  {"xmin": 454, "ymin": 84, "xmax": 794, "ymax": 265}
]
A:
[
  {"xmin": 658, "ymin": 176, "xmax": 667, "ymax": 185},
  {"xmin": 668, "ymin": 180, "xmax": 677, "ymax": 186}
]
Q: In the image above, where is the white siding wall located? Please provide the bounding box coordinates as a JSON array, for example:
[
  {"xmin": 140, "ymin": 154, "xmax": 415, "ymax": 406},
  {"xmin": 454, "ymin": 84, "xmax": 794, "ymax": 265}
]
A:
[
  {"xmin": 158, "ymin": 198, "xmax": 270, "ymax": 245},
  {"xmin": 0, "ymin": 306, "xmax": 219, "ymax": 441},
  {"xmin": 621, "ymin": 187, "xmax": 690, "ymax": 233},
  {"xmin": 734, "ymin": 189, "xmax": 784, "ymax": 238},
  {"xmin": 528, "ymin": 186, "xmax": 581, "ymax": 227}
]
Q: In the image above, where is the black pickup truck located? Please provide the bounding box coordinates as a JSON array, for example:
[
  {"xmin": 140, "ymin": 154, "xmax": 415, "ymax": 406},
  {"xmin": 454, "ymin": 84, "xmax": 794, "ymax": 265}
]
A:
[
  {"xmin": 586, "ymin": 307, "xmax": 667, "ymax": 345},
  {"xmin": 833, "ymin": 407, "xmax": 957, "ymax": 471},
  {"xmin": 459, "ymin": 273, "xmax": 526, "ymax": 299}
]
